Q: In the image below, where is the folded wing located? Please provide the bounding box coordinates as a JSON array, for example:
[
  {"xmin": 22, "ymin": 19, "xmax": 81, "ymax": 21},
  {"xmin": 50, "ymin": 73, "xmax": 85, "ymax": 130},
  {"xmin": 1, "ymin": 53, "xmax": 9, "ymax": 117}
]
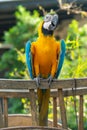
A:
[
  {"xmin": 25, "ymin": 40, "xmax": 34, "ymax": 79},
  {"xmin": 55, "ymin": 39, "xmax": 66, "ymax": 78}
]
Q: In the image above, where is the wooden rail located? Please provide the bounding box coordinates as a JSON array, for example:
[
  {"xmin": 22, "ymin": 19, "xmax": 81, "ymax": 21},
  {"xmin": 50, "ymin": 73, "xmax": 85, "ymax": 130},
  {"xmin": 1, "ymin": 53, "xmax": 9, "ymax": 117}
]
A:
[{"xmin": 0, "ymin": 78, "xmax": 87, "ymax": 129}]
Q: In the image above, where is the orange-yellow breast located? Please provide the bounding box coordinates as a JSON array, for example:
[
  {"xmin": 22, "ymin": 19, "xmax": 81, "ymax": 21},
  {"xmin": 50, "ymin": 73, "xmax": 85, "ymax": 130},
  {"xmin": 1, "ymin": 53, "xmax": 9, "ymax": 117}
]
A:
[{"xmin": 31, "ymin": 35, "xmax": 60, "ymax": 78}]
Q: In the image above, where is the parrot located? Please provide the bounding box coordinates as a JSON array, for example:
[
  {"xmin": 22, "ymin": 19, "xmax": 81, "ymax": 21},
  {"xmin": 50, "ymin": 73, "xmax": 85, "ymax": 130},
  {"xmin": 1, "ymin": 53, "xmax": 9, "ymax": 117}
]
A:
[{"xmin": 25, "ymin": 13, "xmax": 66, "ymax": 126}]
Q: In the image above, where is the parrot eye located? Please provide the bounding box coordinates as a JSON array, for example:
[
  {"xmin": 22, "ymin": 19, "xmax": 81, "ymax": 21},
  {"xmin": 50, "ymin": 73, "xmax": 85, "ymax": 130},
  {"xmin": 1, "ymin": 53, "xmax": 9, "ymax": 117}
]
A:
[{"xmin": 44, "ymin": 14, "xmax": 52, "ymax": 22}]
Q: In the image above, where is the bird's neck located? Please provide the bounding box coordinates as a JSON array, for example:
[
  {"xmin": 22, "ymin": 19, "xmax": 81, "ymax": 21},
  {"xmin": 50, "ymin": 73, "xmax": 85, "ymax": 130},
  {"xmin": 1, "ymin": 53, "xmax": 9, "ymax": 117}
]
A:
[
  {"xmin": 42, "ymin": 27, "xmax": 53, "ymax": 36},
  {"xmin": 38, "ymin": 34, "xmax": 55, "ymax": 44}
]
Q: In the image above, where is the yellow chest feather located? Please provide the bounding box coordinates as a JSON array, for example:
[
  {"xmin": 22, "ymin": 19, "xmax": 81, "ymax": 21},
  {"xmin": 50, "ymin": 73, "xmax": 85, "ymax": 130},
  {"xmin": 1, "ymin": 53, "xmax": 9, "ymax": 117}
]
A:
[{"xmin": 31, "ymin": 35, "xmax": 60, "ymax": 77}]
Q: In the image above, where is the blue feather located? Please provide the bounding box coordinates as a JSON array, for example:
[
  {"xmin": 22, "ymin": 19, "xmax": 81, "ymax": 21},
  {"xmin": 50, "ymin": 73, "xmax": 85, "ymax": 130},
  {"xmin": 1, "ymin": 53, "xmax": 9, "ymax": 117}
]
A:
[
  {"xmin": 55, "ymin": 39, "xmax": 66, "ymax": 78},
  {"xmin": 25, "ymin": 41, "xmax": 33, "ymax": 79}
]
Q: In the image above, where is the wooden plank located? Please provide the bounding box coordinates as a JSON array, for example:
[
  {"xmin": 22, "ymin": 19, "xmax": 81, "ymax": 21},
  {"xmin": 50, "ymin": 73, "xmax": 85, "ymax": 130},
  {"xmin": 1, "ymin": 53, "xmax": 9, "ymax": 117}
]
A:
[
  {"xmin": 53, "ymin": 97, "xmax": 57, "ymax": 127},
  {"xmin": 0, "ymin": 79, "xmax": 36, "ymax": 89},
  {"xmin": 29, "ymin": 89, "xmax": 38, "ymax": 126},
  {"xmin": 0, "ymin": 126, "xmax": 60, "ymax": 130},
  {"xmin": 76, "ymin": 78, "xmax": 87, "ymax": 88},
  {"xmin": 0, "ymin": 87, "xmax": 87, "ymax": 98},
  {"xmin": 78, "ymin": 95, "xmax": 84, "ymax": 130},
  {"xmin": 58, "ymin": 89, "xmax": 67, "ymax": 129},
  {"xmin": 0, "ymin": 78, "xmax": 75, "ymax": 89},
  {"xmin": 0, "ymin": 78, "xmax": 87, "ymax": 90},
  {"xmin": 0, "ymin": 92, "xmax": 30, "ymax": 98},
  {"xmin": 3, "ymin": 97, "xmax": 8, "ymax": 127},
  {"xmin": 0, "ymin": 87, "xmax": 87, "ymax": 99},
  {"xmin": 0, "ymin": 100, "xmax": 4, "ymax": 128},
  {"xmin": 51, "ymin": 87, "xmax": 87, "ymax": 97},
  {"xmin": 63, "ymin": 88, "xmax": 87, "ymax": 97}
]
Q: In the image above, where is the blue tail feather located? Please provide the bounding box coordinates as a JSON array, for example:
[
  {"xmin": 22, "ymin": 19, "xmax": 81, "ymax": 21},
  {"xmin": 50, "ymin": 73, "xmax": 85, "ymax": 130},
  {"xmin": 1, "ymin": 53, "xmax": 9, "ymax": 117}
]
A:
[{"xmin": 55, "ymin": 39, "xmax": 66, "ymax": 78}]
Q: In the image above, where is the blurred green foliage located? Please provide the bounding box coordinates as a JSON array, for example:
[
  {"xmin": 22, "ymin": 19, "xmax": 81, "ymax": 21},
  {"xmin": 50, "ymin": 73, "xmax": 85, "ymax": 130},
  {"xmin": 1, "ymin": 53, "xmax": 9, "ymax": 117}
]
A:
[
  {"xmin": 0, "ymin": 5, "xmax": 87, "ymax": 130},
  {"xmin": 60, "ymin": 20, "xmax": 87, "ymax": 79},
  {"xmin": 8, "ymin": 98, "xmax": 24, "ymax": 114},
  {"xmin": 0, "ymin": 6, "xmax": 42, "ymax": 78},
  {"xmin": 4, "ymin": 5, "xmax": 42, "ymax": 49}
]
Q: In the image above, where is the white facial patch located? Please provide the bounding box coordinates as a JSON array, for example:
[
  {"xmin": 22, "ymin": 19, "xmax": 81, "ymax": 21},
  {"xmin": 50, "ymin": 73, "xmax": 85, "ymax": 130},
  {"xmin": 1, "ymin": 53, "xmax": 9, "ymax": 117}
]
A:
[
  {"xmin": 44, "ymin": 14, "xmax": 52, "ymax": 22},
  {"xmin": 43, "ymin": 21, "xmax": 51, "ymax": 30}
]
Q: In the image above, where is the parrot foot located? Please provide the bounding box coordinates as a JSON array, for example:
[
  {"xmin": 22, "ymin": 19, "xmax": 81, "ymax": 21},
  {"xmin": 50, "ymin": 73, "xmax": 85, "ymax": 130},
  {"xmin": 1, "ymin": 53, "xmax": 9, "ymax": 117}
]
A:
[
  {"xmin": 47, "ymin": 75, "xmax": 53, "ymax": 87},
  {"xmin": 34, "ymin": 75, "xmax": 40, "ymax": 87}
]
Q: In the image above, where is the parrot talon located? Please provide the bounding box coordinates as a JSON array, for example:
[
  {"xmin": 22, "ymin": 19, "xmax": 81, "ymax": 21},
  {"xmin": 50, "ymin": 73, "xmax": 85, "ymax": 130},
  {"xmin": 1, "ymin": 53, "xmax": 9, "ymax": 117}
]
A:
[
  {"xmin": 34, "ymin": 75, "xmax": 40, "ymax": 87},
  {"xmin": 47, "ymin": 75, "xmax": 53, "ymax": 87}
]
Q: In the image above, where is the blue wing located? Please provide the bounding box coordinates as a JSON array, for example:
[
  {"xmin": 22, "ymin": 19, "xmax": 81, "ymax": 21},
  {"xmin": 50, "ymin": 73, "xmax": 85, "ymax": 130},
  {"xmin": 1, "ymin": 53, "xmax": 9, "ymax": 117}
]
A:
[
  {"xmin": 55, "ymin": 39, "xmax": 66, "ymax": 78},
  {"xmin": 25, "ymin": 40, "xmax": 34, "ymax": 79}
]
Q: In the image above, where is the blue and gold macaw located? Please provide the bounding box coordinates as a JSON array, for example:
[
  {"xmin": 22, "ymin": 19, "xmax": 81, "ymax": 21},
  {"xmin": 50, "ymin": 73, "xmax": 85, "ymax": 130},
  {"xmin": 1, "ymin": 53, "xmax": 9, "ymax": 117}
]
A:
[{"xmin": 25, "ymin": 13, "xmax": 66, "ymax": 126}]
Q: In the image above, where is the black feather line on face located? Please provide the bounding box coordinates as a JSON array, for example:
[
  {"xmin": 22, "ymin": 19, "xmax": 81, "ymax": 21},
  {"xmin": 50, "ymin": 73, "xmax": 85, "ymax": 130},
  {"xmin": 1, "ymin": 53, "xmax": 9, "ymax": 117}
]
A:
[{"xmin": 42, "ymin": 26, "xmax": 53, "ymax": 36}]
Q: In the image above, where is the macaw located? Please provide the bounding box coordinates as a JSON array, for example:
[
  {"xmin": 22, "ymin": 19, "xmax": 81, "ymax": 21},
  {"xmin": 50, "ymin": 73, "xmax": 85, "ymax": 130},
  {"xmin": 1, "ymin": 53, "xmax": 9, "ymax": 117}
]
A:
[{"xmin": 25, "ymin": 13, "xmax": 66, "ymax": 126}]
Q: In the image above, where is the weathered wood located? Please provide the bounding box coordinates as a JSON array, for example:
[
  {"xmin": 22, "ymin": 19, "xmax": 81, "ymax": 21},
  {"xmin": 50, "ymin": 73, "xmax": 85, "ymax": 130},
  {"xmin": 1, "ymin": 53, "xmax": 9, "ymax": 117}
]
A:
[
  {"xmin": 0, "ymin": 91, "xmax": 30, "ymax": 98},
  {"xmin": 53, "ymin": 97, "xmax": 57, "ymax": 127},
  {"xmin": 0, "ymin": 79, "xmax": 36, "ymax": 89},
  {"xmin": 0, "ymin": 126, "xmax": 65, "ymax": 130},
  {"xmin": 0, "ymin": 78, "xmax": 87, "ymax": 90},
  {"xmin": 76, "ymin": 78, "xmax": 87, "ymax": 88},
  {"xmin": 63, "ymin": 87, "xmax": 87, "ymax": 97},
  {"xmin": 0, "ymin": 100, "xmax": 4, "ymax": 128},
  {"xmin": 3, "ymin": 97, "xmax": 8, "ymax": 127},
  {"xmin": 0, "ymin": 87, "xmax": 87, "ymax": 98},
  {"xmin": 58, "ymin": 89, "xmax": 67, "ymax": 129},
  {"xmin": 0, "ymin": 78, "xmax": 87, "ymax": 129},
  {"xmin": 51, "ymin": 88, "xmax": 87, "ymax": 97},
  {"xmin": 78, "ymin": 95, "xmax": 84, "ymax": 130},
  {"xmin": 0, "ymin": 78, "xmax": 73, "ymax": 89},
  {"xmin": 7, "ymin": 114, "xmax": 62, "ymax": 128},
  {"xmin": 29, "ymin": 89, "xmax": 38, "ymax": 126}
]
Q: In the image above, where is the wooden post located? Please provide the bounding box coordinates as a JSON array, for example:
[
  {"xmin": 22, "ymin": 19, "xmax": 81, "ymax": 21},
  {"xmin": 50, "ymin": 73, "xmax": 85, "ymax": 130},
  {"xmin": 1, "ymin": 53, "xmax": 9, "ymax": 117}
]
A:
[
  {"xmin": 3, "ymin": 97, "xmax": 8, "ymax": 127},
  {"xmin": 53, "ymin": 97, "xmax": 57, "ymax": 127},
  {"xmin": 78, "ymin": 95, "xmax": 84, "ymax": 130},
  {"xmin": 30, "ymin": 89, "xmax": 38, "ymax": 126},
  {"xmin": 58, "ymin": 89, "xmax": 67, "ymax": 129},
  {"xmin": 0, "ymin": 100, "xmax": 4, "ymax": 128}
]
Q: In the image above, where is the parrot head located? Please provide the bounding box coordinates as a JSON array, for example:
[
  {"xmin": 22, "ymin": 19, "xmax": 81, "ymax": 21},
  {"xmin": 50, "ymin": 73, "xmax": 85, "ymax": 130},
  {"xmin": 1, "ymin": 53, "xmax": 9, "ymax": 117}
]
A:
[{"xmin": 42, "ymin": 13, "xmax": 58, "ymax": 36}]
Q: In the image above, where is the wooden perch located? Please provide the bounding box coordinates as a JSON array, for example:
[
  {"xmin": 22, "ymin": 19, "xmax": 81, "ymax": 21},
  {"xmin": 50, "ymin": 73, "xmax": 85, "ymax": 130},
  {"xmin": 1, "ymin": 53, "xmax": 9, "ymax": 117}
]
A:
[
  {"xmin": 0, "ymin": 78, "xmax": 87, "ymax": 129},
  {"xmin": 0, "ymin": 78, "xmax": 87, "ymax": 90}
]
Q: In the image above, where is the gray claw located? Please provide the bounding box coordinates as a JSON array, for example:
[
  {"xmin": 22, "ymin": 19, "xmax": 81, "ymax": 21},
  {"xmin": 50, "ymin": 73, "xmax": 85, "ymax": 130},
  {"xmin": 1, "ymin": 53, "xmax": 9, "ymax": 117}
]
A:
[
  {"xmin": 34, "ymin": 76, "xmax": 40, "ymax": 87},
  {"xmin": 47, "ymin": 75, "xmax": 53, "ymax": 87}
]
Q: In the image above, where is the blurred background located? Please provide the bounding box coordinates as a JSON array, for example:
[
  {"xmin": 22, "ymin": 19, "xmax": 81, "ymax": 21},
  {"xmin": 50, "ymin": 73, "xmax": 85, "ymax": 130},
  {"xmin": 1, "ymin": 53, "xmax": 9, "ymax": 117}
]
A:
[{"xmin": 0, "ymin": 0, "xmax": 87, "ymax": 129}]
